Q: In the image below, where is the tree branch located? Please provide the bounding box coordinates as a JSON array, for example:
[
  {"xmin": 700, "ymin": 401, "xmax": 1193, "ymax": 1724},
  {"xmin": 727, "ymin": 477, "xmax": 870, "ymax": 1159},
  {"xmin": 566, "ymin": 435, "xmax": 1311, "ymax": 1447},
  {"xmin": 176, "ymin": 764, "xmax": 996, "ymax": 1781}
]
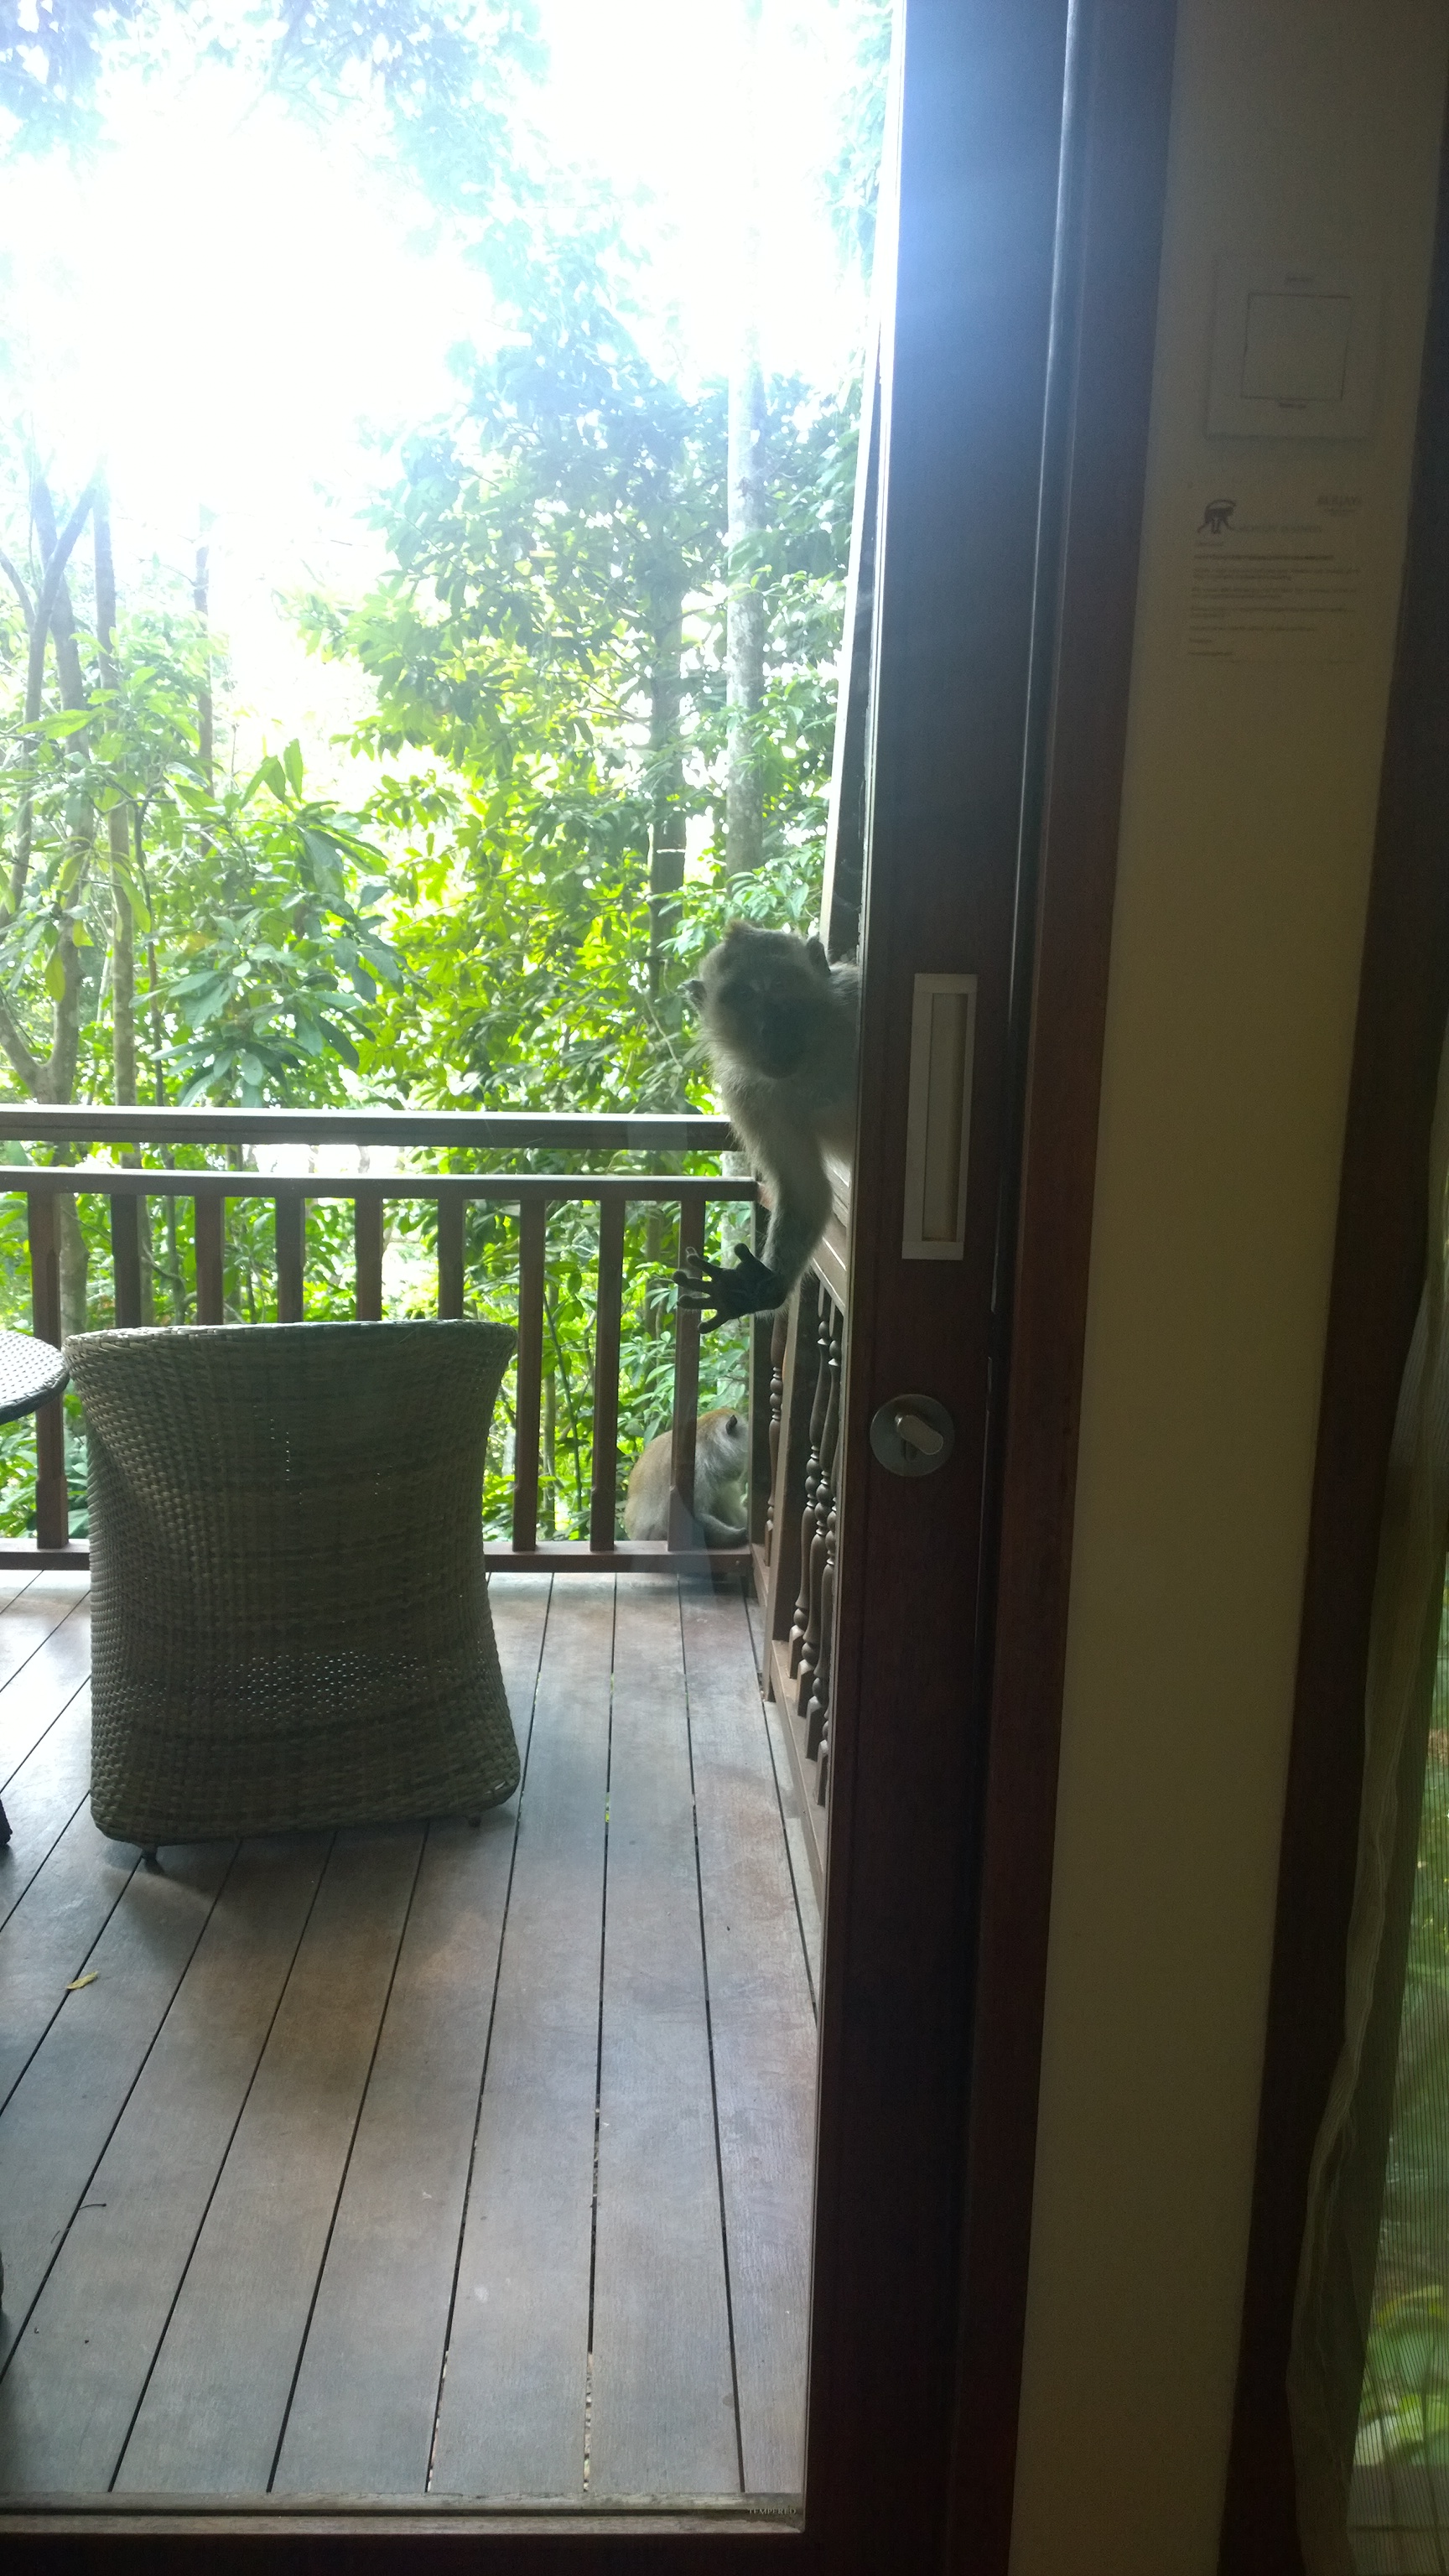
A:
[
  {"xmin": 0, "ymin": 550, "xmax": 34, "ymax": 635},
  {"xmin": 12, "ymin": 470, "xmax": 99, "ymax": 917},
  {"xmin": 0, "ymin": 989, "xmax": 43, "ymax": 1094},
  {"xmin": 28, "ymin": 473, "xmax": 95, "ymax": 721}
]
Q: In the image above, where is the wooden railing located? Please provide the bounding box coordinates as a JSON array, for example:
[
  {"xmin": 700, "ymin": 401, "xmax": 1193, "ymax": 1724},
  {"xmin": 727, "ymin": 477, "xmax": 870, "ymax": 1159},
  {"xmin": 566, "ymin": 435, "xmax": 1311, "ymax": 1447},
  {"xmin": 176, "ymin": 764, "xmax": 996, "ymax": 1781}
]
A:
[
  {"xmin": 755, "ymin": 1157, "xmax": 849, "ymax": 1897},
  {"xmin": 0, "ymin": 1108, "xmax": 758, "ymax": 1577}
]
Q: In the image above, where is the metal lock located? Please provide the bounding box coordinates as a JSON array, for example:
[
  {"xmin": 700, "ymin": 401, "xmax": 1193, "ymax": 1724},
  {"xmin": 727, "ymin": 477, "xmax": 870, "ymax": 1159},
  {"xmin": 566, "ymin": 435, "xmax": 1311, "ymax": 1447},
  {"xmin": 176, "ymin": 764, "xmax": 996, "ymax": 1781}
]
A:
[{"xmin": 869, "ymin": 1393, "xmax": 955, "ymax": 1478}]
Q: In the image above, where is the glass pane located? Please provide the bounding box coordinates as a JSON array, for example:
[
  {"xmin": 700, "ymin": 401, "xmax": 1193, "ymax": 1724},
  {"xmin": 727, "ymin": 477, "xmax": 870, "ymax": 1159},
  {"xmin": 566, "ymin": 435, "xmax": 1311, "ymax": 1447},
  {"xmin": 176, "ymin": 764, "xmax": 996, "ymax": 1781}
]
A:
[{"xmin": 1352, "ymin": 1566, "xmax": 1449, "ymax": 2569}]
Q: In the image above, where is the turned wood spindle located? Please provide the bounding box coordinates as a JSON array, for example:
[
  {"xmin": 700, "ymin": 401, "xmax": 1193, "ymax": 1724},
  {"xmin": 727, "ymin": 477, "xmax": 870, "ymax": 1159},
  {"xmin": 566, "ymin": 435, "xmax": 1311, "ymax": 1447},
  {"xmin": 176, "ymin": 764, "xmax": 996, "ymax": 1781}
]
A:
[
  {"xmin": 797, "ymin": 1298, "xmax": 841, "ymax": 1719},
  {"xmin": 764, "ymin": 1303, "xmax": 787, "ymax": 1567},
  {"xmin": 789, "ymin": 1298, "xmax": 833, "ymax": 1674}
]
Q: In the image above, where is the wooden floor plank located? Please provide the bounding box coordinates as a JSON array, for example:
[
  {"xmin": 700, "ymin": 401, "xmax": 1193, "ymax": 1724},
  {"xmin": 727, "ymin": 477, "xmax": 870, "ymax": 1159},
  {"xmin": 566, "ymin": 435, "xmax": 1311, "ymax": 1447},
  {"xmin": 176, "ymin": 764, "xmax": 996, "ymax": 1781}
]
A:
[
  {"xmin": 760, "ymin": 1695, "xmax": 823, "ymax": 2007},
  {"xmin": 589, "ymin": 1578, "xmax": 740, "ymax": 2501},
  {"xmin": 113, "ymin": 1826, "xmax": 423, "ymax": 2496},
  {"xmin": 0, "ymin": 1836, "xmax": 330, "ymax": 2495},
  {"xmin": 0, "ymin": 1580, "xmax": 812, "ymax": 2509},
  {"xmin": 0, "ymin": 1839, "xmax": 236, "ymax": 2374},
  {"xmin": 273, "ymin": 1815, "xmax": 518, "ymax": 2496},
  {"xmin": 0, "ymin": 1800, "xmax": 141, "ymax": 2114},
  {"xmin": 429, "ymin": 1577, "xmax": 613, "ymax": 2501},
  {"xmin": 0, "ymin": 1683, "xmax": 91, "ymax": 1938},
  {"xmin": 275, "ymin": 1586, "xmax": 550, "ymax": 2497},
  {"xmin": 681, "ymin": 1581, "xmax": 817, "ymax": 2496},
  {"xmin": 0, "ymin": 1576, "xmax": 88, "ymax": 1704},
  {"xmin": 0, "ymin": 1597, "xmax": 90, "ymax": 1792}
]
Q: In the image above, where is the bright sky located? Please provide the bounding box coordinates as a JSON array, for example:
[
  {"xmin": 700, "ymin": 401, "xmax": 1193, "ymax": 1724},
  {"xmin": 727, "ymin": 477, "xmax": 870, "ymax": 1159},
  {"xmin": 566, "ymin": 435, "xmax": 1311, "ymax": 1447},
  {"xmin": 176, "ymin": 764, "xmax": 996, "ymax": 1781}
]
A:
[{"xmin": 0, "ymin": 0, "xmax": 869, "ymax": 788}]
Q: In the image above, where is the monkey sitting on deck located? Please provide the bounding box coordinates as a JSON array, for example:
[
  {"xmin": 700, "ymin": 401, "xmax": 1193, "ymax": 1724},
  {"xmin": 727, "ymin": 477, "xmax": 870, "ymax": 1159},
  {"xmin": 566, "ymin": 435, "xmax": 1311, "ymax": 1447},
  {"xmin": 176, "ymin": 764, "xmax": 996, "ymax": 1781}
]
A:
[
  {"xmin": 673, "ymin": 922, "xmax": 860, "ymax": 1330},
  {"xmin": 623, "ymin": 1406, "xmax": 749, "ymax": 1547}
]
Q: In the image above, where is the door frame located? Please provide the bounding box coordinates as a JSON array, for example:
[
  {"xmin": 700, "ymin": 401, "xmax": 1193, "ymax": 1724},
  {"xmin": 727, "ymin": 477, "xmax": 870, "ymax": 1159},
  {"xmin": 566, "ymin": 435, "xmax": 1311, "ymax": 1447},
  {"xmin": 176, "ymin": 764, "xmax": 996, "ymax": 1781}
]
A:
[
  {"xmin": 4, "ymin": 3, "xmax": 1178, "ymax": 2568},
  {"xmin": 1218, "ymin": 79, "xmax": 1449, "ymax": 2576}
]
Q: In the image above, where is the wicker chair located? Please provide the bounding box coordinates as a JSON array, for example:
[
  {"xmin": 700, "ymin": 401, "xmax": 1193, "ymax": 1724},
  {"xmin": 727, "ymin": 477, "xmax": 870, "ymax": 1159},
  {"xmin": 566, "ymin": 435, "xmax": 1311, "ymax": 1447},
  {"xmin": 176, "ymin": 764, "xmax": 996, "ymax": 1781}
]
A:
[{"xmin": 64, "ymin": 1319, "xmax": 520, "ymax": 1850}]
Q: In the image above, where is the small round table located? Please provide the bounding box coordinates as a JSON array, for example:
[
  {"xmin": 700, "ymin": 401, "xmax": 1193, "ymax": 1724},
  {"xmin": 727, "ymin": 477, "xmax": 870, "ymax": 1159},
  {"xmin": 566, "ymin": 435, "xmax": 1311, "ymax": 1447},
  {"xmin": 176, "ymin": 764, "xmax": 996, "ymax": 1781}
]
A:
[
  {"xmin": 0, "ymin": 1330, "xmax": 69, "ymax": 1847},
  {"xmin": 0, "ymin": 1328, "xmax": 68, "ymax": 1424}
]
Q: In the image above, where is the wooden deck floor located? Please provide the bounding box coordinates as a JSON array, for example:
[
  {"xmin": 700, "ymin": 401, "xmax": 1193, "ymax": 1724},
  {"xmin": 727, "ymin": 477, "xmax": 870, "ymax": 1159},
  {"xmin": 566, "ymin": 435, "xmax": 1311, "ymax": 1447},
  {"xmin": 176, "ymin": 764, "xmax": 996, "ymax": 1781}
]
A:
[{"xmin": 0, "ymin": 1570, "xmax": 819, "ymax": 2508}]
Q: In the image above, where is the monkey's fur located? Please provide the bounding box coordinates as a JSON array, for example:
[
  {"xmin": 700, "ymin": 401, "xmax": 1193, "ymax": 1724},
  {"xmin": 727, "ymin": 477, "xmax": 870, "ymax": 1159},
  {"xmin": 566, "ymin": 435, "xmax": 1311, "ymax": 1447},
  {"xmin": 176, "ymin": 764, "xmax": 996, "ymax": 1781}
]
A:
[
  {"xmin": 623, "ymin": 1405, "xmax": 749, "ymax": 1546},
  {"xmin": 674, "ymin": 922, "xmax": 859, "ymax": 1328}
]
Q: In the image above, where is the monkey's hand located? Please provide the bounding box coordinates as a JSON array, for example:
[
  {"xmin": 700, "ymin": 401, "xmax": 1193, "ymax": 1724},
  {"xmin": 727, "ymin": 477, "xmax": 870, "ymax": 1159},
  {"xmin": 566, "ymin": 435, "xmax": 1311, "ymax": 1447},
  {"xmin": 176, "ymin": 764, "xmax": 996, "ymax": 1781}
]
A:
[{"xmin": 673, "ymin": 1245, "xmax": 787, "ymax": 1330}]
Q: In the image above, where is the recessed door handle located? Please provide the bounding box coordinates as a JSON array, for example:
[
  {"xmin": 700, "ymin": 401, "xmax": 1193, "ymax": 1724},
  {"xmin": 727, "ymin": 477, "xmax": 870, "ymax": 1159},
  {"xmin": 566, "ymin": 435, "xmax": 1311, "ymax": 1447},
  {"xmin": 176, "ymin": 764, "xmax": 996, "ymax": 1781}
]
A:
[
  {"xmin": 893, "ymin": 1410, "xmax": 943, "ymax": 1457},
  {"xmin": 870, "ymin": 1393, "xmax": 955, "ymax": 1478}
]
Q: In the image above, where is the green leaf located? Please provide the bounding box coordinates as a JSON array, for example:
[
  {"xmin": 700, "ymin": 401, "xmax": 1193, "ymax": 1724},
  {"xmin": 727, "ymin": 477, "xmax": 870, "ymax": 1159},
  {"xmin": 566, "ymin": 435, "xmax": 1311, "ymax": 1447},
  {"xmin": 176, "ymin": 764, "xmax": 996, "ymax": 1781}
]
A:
[
  {"xmin": 283, "ymin": 738, "xmax": 305, "ymax": 797},
  {"xmin": 43, "ymin": 950, "xmax": 66, "ymax": 1000}
]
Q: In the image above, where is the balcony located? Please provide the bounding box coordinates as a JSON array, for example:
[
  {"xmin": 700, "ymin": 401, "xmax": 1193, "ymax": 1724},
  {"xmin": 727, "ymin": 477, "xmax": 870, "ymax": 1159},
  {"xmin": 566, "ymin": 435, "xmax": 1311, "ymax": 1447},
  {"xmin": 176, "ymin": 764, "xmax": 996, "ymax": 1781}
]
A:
[{"xmin": 0, "ymin": 1108, "xmax": 839, "ymax": 2516}]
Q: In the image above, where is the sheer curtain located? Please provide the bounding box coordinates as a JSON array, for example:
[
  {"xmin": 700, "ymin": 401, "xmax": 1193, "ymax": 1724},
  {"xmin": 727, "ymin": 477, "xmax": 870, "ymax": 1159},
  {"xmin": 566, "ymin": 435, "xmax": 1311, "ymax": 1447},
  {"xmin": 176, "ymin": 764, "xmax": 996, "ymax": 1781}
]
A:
[{"xmin": 1290, "ymin": 1021, "xmax": 1449, "ymax": 2576}]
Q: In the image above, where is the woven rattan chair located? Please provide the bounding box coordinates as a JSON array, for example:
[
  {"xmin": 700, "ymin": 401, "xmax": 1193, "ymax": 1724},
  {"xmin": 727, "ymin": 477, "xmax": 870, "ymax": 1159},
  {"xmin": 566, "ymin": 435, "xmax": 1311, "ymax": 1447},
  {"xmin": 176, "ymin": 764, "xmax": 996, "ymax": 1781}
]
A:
[{"xmin": 65, "ymin": 1319, "xmax": 520, "ymax": 1851}]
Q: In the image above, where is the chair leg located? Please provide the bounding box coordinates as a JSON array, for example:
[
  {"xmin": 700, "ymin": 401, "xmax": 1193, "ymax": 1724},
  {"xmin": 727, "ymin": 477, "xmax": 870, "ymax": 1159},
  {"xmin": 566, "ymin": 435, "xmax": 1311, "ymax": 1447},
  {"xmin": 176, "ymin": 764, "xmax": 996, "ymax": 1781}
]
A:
[
  {"xmin": 0, "ymin": 1795, "xmax": 10, "ymax": 1845},
  {"xmin": 465, "ymin": 1815, "xmax": 481, "ymax": 1829},
  {"xmin": 140, "ymin": 1846, "xmax": 161, "ymax": 1871}
]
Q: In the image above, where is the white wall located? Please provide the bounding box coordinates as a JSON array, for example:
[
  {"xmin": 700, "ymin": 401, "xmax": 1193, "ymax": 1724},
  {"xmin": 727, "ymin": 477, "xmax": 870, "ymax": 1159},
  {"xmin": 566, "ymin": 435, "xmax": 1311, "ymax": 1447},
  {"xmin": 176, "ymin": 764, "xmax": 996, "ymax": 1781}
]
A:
[{"xmin": 1009, "ymin": 5, "xmax": 1449, "ymax": 2570}]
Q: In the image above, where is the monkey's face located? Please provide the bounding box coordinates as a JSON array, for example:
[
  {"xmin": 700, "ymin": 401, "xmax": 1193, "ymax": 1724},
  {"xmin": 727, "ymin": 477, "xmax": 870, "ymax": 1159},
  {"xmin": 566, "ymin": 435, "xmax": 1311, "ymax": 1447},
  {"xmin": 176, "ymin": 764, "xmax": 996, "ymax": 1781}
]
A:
[{"xmin": 693, "ymin": 927, "xmax": 823, "ymax": 1078}]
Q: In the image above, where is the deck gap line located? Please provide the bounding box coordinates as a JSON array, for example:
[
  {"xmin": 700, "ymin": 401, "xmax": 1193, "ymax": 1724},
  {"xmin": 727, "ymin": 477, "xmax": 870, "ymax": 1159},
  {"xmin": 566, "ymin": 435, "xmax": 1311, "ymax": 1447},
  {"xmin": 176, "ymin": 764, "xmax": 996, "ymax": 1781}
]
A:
[
  {"xmin": 580, "ymin": 1575, "xmax": 618, "ymax": 2500},
  {"xmin": 0, "ymin": 1667, "xmax": 89, "ymax": 1799},
  {"xmin": 425, "ymin": 1576, "xmax": 553, "ymax": 2495},
  {"xmin": 0, "ymin": 1843, "xmax": 144, "ymax": 2123},
  {"xmin": 679, "ymin": 1581, "xmax": 746, "ymax": 2496},
  {"xmin": 754, "ymin": 1602, "xmax": 821, "ymax": 2019},
  {"xmin": 0, "ymin": 1781, "xmax": 91, "ymax": 1944},
  {"xmin": 0, "ymin": 1837, "xmax": 242, "ymax": 2395},
  {"xmin": 0, "ymin": 1592, "xmax": 91, "ymax": 1705},
  {"xmin": 106, "ymin": 1834, "xmax": 335, "ymax": 2490},
  {"xmin": 267, "ymin": 1823, "xmax": 431, "ymax": 2492}
]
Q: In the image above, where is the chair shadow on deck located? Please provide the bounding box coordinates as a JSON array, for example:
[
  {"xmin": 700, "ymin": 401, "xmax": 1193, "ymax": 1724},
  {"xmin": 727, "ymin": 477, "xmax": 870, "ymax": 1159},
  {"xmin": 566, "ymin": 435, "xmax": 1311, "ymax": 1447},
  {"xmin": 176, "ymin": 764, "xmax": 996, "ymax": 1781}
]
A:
[{"xmin": 0, "ymin": 1569, "xmax": 820, "ymax": 2511}]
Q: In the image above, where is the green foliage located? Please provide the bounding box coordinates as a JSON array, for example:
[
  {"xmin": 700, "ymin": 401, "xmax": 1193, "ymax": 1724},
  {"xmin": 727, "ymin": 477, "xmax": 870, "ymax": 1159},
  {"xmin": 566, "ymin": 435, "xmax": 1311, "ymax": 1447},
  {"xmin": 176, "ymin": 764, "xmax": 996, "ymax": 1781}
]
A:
[
  {"xmin": 0, "ymin": 0, "xmax": 543, "ymax": 183},
  {"xmin": 0, "ymin": 0, "xmax": 888, "ymax": 1537},
  {"xmin": 1358, "ymin": 1589, "xmax": 1449, "ymax": 2470}
]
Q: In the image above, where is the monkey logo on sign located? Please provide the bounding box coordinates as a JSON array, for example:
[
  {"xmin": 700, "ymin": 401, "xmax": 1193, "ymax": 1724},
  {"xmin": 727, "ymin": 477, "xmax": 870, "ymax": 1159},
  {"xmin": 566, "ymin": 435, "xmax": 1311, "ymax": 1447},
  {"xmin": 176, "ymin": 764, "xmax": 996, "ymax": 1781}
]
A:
[{"xmin": 1198, "ymin": 496, "xmax": 1236, "ymax": 536}]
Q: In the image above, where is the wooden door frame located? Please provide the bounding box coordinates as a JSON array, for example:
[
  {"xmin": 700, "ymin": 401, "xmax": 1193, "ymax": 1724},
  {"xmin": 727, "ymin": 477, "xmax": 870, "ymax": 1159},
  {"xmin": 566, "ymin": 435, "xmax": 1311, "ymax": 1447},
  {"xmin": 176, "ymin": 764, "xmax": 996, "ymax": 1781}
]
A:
[
  {"xmin": 3, "ymin": 4, "xmax": 1178, "ymax": 2568},
  {"xmin": 1216, "ymin": 80, "xmax": 1449, "ymax": 2576},
  {"xmin": 944, "ymin": 0, "xmax": 1179, "ymax": 2561}
]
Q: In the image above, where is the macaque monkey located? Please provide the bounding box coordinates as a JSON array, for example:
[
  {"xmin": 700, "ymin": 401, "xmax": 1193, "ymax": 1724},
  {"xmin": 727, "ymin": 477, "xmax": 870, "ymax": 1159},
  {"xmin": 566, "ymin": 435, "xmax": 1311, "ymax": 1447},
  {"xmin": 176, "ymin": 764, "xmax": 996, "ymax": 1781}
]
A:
[
  {"xmin": 624, "ymin": 1405, "xmax": 749, "ymax": 1546},
  {"xmin": 673, "ymin": 922, "xmax": 860, "ymax": 1328}
]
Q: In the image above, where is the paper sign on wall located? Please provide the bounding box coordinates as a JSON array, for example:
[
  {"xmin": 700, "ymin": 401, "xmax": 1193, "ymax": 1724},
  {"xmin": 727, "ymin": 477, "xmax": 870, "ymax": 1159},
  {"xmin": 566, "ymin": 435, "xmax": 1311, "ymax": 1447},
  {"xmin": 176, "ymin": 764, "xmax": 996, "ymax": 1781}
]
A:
[{"xmin": 1184, "ymin": 483, "xmax": 1364, "ymax": 663}]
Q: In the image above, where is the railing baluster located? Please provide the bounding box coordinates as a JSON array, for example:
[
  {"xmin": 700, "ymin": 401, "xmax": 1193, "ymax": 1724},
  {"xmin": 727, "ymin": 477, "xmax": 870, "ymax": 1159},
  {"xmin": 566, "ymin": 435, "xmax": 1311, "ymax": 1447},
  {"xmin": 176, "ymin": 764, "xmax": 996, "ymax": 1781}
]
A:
[
  {"xmin": 112, "ymin": 1192, "xmax": 143, "ymax": 1328},
  {"xmin": 668, "ymin": 1188, "xmax": 704, "ymax": 1549},
  {"xmin": 354, "ymin": 1187, "xmax": 384, "ymax": 1321},
  {"xmin": 512, "ymin": 1194, "xmax": 547, "ymax": 1550},
  {"xmin": 804, "ymin": 1298, "xmax": 843, "ymax": 1744},
  {"xmin": 275, "ymin": 1191, "xmax": 304, "ymax": 1322},
  {"xmin": 748, "ymin": 1199, "xmax": 774, "ymax": 1551},
  {"xmin": 790, "ymin": 1301, "xmax": 832, "ymax": 1671},
  {"xmin": 195, "ymin": 1193, "xmax": 225, "ymax": 1324},
  {"xmin": 764, "ymin": 1304, "xmax": 787, "ymax": 1566},
  {"xmin": 27, "ymin": 1191, "xmax": 67, "ymax": 1550},
  {"xmin": 437, "ymin": 1193, "xmax": 465, "ymax": 1319},
  {"xmin": 589, "ymin": 1193, "xmax": 626, "ymax": 1550},
  {"xmin": 797, "ymin": 1299, "xmax": 842, "ymax": 1721}
]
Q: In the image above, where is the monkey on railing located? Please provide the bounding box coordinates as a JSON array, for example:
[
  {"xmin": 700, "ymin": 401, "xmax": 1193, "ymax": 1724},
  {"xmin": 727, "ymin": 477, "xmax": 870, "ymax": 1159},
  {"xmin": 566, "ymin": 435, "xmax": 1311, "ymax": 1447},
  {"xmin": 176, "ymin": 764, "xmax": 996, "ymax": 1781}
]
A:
[{"xmin": 671, "ymin": 923, "xmax": 859, "ymax": 1331}]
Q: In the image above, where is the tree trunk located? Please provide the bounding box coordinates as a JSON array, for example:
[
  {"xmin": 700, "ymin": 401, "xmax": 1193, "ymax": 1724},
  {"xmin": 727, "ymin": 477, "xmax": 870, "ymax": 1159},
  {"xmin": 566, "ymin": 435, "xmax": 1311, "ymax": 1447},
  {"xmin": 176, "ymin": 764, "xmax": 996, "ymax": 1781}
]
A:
[
  {"xmin": 724, "ymin": 0, "xmax": 766, "ymax": 876},
  {"xmin": 94, "ymin": 482, "xmax": 137, "ymax": 1109},
  {"xmin": 543, "ymin": 1368, "xmax": 557, "ymax": 1537},
  {"xmin": 12, "ymin": 471, "xmax": 96, "ymax": 916},
  {"xmin": 31, "ymin": 475, "xmax": 87, "ymax": 711},
  {"xmin": 194, "ymin": 528, "xmax": 215, "ymax": 789},
  {"xmin": 647, "ymin": 584, "xmax": 687, "ymax": 997},
  {"xmin": 56, "ymin": 1198, "xmax": 89, "ymax": 1343}
]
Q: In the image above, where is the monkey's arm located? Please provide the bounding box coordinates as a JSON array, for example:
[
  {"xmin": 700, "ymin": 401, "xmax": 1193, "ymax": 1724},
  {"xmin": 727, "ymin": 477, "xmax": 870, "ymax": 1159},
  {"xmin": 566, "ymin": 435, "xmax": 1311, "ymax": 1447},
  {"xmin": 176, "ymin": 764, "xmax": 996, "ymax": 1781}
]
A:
[{"xmin": 673, "ymin": 1115, "xmax": 834, "ymax": 1328}]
